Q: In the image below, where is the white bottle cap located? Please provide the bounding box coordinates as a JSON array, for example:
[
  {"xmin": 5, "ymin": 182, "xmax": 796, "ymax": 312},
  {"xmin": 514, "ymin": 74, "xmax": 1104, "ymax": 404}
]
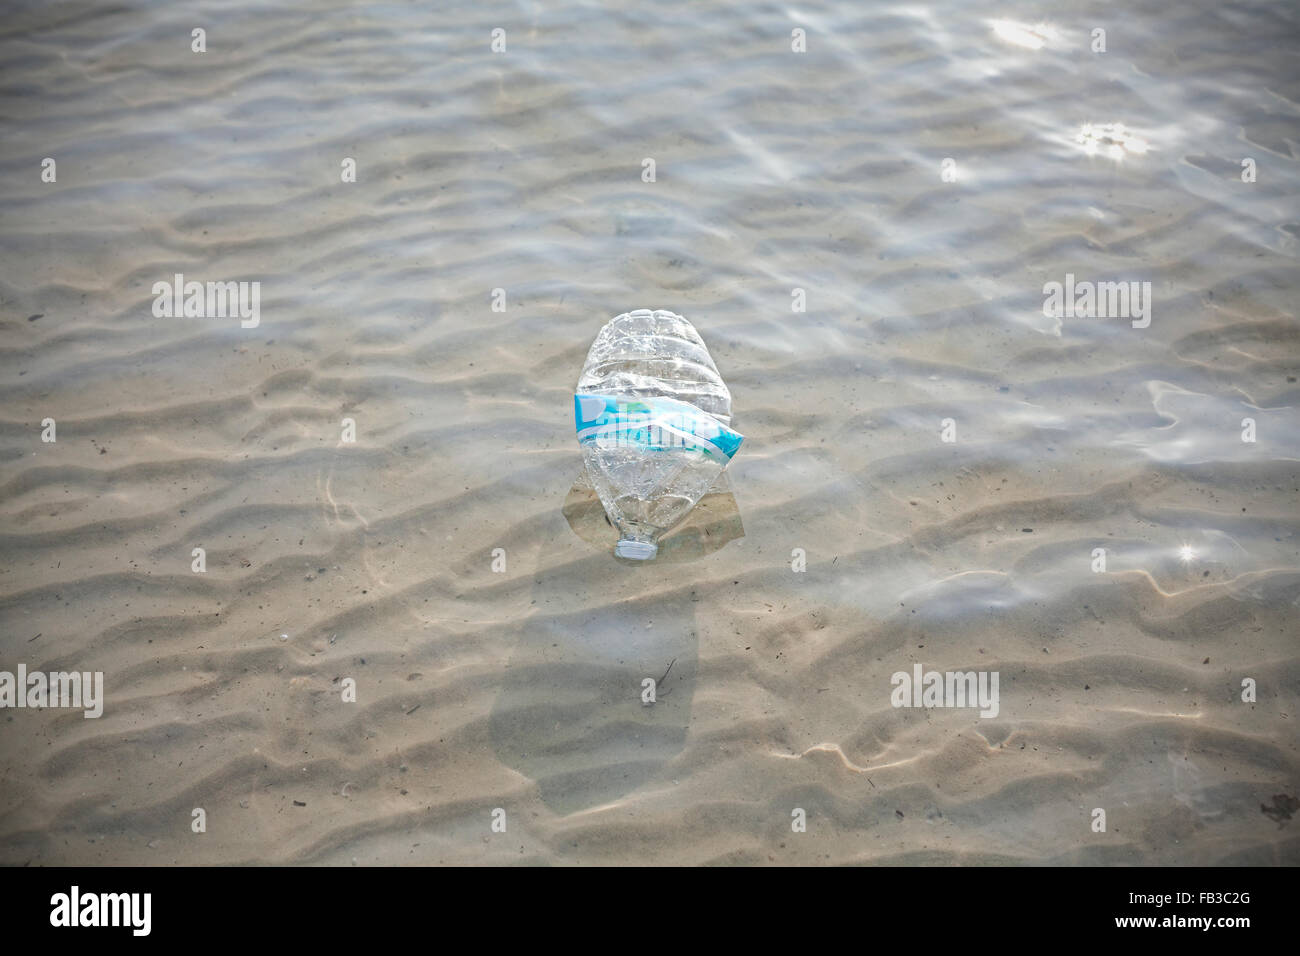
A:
[{"xmin": 614, "ymin": 539, "xmax": 658, "ymax": 560}]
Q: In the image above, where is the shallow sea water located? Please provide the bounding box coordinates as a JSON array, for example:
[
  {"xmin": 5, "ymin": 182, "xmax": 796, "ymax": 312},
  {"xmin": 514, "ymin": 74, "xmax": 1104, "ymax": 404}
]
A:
[{"xmin": 1, "ymin": 0, "xmax": 1298, "ymax": 864}]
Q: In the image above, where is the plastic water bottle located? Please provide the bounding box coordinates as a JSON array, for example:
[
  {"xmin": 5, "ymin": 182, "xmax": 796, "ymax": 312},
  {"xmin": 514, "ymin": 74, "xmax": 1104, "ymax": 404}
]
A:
[{"xmin": 574, "ymin": 309, "xmax": 743, "ymax": 560}]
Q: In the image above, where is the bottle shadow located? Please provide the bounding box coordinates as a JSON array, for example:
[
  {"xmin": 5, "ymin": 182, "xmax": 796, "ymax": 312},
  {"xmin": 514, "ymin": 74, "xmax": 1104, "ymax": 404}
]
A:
[{"xmin": 486, "ymin": 470, "xmax": 742, "ymax": 815}]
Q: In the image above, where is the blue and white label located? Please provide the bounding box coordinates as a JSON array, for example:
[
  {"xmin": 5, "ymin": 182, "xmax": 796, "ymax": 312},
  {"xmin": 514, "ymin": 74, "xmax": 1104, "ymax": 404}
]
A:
[{"xmin": 574, "ymin": 393, "xmax": 743, "ymax": 462}]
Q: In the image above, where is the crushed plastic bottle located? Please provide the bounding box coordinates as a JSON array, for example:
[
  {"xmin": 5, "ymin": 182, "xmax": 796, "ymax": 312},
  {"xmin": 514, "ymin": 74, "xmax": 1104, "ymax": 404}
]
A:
[{"xmin": 574, "ymin": 309, "xmax": 743, "ymax": 560}]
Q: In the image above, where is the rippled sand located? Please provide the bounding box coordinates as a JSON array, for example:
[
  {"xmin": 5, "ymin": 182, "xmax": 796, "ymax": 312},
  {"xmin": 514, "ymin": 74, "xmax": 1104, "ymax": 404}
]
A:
[{"xmin": 1, "ymin": 0, "xmax": 1297, "ymax": 865}]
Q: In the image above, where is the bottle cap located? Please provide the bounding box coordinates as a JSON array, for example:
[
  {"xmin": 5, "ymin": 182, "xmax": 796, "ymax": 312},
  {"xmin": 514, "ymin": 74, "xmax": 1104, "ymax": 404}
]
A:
[{"xmin": 614, "ymin": 539, "xmax": 658, "ymax": 560}]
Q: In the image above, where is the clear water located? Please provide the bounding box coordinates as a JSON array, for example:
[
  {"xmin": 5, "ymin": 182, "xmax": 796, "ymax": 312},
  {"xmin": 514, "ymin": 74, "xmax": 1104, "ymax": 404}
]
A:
[{"xmin": 0, "ymin": 0, "xmax": 1296, "ymax": 865}]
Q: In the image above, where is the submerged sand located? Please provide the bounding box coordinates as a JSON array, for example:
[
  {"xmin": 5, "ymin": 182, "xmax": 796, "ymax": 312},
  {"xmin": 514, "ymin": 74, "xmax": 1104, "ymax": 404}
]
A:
[{"xmin": 0, "ymin": 0, "xmax": 1297, "ymax": 864}]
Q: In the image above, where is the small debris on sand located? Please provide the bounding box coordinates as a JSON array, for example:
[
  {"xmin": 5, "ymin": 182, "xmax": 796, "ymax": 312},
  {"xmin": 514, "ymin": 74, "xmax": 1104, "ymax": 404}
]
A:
[{"xmin": 1260, "ymin": 793, "xmax": 1298, "ymax": 827}]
